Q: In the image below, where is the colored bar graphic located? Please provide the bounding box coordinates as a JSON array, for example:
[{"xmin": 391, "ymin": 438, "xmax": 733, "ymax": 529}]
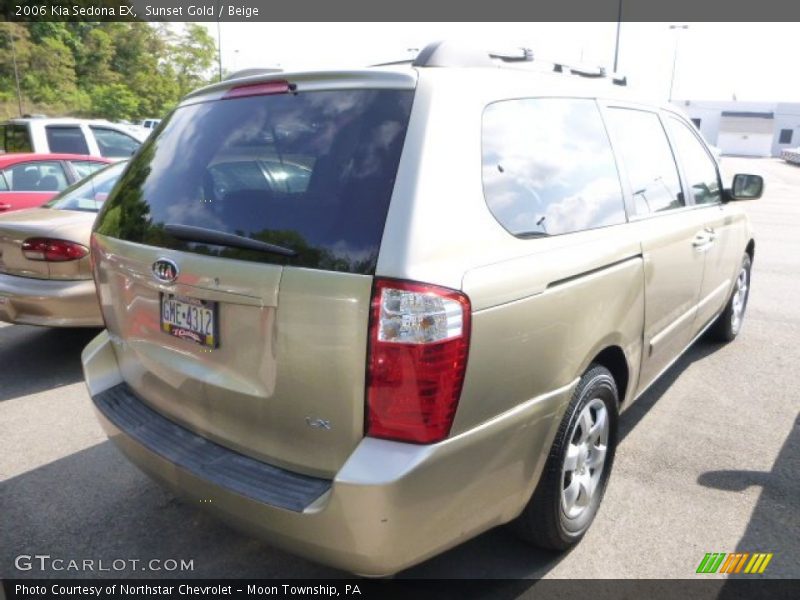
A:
[
  {"xmin": 697, "ymin": 553, "xmax": 727, "ymax": 573},
  {"xmin": 710, "ymin": 553, "xmax": 726, "ymax": 573},
  {"xmin": 758, "ymin": 554, "xmax": 773, "ymax": 573},
  {"xmin": 745, "ymin": 554, "xmax": 763, "ymax": 573},
  {"xmin": 719, "ymin": 554, "xmax": 735, "ymax": 573},
  {"xmin": 734, "ymin": 553, "xmax": 750, "ymax": 573},
  {"xmin": 697, "ymin": 552, "xmax": 772, "ymax": 575},
  {"xmin": 696, "ymin": 553, "xmax": 714, "ymax": 573}
]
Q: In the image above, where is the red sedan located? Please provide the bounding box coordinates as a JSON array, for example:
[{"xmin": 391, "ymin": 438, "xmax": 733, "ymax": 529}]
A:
[{"xmin": 0, "ymin": 153, "xmax": 112, "ymax": 213}]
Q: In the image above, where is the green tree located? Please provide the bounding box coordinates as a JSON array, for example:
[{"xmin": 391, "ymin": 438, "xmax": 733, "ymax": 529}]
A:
[
  {"xmin": 75, "ymin": 27, "xmax": 118, "ymax": 86},
  {"xmin": 25, "ymin": 36, "xmax": 78, "ymax": 104},
  {"xmin": 90, "ymin": 83, "xmax": 139, "ymax": 120},
  {"xmin": 0, "ymin": 22, "xmax": 218, "ymax": 121},
  {"xmin": 169, "ymin": 24, "xmax": 217, "ymax": 97}
]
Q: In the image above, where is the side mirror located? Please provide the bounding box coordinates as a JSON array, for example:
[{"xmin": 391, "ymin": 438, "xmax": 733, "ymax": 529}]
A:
[{"xmin": 725, "ymin": 173, "xmax": 764, "ymax": 201}]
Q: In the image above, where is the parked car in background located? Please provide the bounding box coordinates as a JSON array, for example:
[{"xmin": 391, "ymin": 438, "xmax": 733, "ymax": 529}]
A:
[
  {"xmin": 139, "ymin": 119, "xmax": 161, "ymax": 131},
  {"xmin": 0, "ymin": 160, "xmax": 126, "ymax": 327},
  {"xmin": 82, "ymin": 43, "xmax": 763, "ymax": 576},
  {"xmin": 782, "ymin": 146, "xmax": 800, "ymax": 165},
  {"xmin": 0, "ymin": 153, "xmax": 112, "ymax": 213},
  {"xmin": 1, "ymin": 118, "xmax": 147, "ymax": 159}
]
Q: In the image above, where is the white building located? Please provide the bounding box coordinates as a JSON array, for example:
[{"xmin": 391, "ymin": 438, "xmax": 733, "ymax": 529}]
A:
[{"xmin": 672, "ymin": 100, "xmax": 800, "ymax": 157}]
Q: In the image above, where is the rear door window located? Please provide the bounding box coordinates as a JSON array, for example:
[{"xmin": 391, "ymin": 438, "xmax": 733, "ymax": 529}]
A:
[
  {"xmin": 0, "ymin": 160, "xmax": 69, "ymax": 192},
  {"xmin": 604, "ymin": 108, "xmax": 685, "ymax": 216},
  {"xmin": 481, "ymin": 98, "xmax": 626, "ymax": 237},
  {"xmin": 2, "ymin": 124, "xmax": 32, "ymax": 153},
  {"xmin": 90, "ymin": 126, "xmax": 141, "ymax": 158},
  {"xmin": 46, "ymin": 126, "xmax": 90, "ymax": 154},
  {"xmin": 95, "ymin": 88, "xmax": 414, "ymax": 274}
]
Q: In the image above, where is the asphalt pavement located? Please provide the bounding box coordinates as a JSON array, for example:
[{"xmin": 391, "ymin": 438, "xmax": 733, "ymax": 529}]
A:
[{"xmin": 0, "ymin": 157, "xmax": 798, "ymax": 580}]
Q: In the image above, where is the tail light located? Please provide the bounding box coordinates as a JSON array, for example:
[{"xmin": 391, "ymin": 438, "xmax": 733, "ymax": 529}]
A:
[
  {"xmin": 22, "ymin": 238, "xmax": 89, "ymax": 262},
  {"xmin": 367, "ymin": 278, "xmax": 471, "ymax": 444}
]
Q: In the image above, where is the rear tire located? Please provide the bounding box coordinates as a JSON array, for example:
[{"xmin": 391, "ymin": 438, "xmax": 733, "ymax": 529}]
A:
[
  {"xmin": 707, "ymin": 253, "xmax": 751, "ymax": 343},
  {"xmin": 512, "ymin": 365, "xmax": 619, "ymax": 551}
]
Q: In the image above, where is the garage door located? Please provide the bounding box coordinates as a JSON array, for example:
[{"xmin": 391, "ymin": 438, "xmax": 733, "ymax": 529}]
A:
[
  {"xmin": 717, "ymin": 132, "xmax": 774, "ymax": 157},
  {"xmin": 718, "ymin": 114, "xmax": 775, "ymax": 157}
]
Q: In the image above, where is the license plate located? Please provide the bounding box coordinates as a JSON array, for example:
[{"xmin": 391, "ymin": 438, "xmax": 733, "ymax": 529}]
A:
[{"xmin": 160, "ymin": 293, "xmax": 218, "ymax": 348}]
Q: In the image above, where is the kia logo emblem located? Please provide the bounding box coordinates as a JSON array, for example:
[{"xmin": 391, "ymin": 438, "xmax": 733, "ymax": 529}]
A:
[{"xmin": 152, "ymin": 258, "xmax": 179, "ymax": 283}]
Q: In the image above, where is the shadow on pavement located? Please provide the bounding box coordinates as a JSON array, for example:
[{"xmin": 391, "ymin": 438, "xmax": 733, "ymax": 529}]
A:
[
  {"xmin": 700, "ymin": 413, "xmax": 800, "ymax": 580},
  {"xmin": 0, "ymin": 325, "xmax": 100, "ymax": 402},
  {"xmin": 0, "ymin": 441, "xmax": 345, "ymax": 579},
  {"xmin": 399, "ymin": 527, "xmax": 565, "ymax": 579}
]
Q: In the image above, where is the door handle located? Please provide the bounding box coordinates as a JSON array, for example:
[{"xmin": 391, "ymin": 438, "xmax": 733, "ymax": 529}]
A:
[
  {"xmin": 693, "ymin": 231, "xmax": 714, "ymax": 248},
  {"xmin": 0, "ymin": 203, "xmax": 11, "ymax": 212}
]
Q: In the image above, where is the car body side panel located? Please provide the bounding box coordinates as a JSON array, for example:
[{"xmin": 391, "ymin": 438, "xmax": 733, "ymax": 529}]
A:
[
  {"xmin": 629, "ymin": 209, "xmax": 708, "ymax": 394},
  {"xmin": 694, "ymin": 203, "xmax": 749, "ymax": 331},
  {"xmin": 457, "ymin": 235, "xmax": 644, "ymax": 433}
]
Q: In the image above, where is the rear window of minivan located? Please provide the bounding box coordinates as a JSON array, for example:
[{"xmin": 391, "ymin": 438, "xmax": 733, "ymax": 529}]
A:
[{"xmin": 95, "ymin": 88, "xmax": 414, "ymax": 274}]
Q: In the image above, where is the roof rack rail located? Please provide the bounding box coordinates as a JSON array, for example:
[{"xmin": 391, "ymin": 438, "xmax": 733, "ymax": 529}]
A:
[
  {"xmin": 410, "ymin": 41, "xmax": 627, "ymax": 86},
  {"xmin": 489, "ymin": 47, "xmax": 534, "ymax": 63},
  {"xmin": 554, "ymin": 62, "xmax": 604, "ymax": 78}
]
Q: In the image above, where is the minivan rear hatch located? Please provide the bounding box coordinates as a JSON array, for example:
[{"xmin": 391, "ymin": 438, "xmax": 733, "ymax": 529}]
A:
[{"xmin": 92, "ymin": 73, "xmax": 416, "ymax": 478}]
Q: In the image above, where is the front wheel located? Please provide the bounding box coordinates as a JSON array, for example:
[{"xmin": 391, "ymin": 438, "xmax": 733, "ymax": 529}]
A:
[
  {"xmin": 512, "ymin": 365, "xmax": 619, "ymax": 551},
  {"xmin": 708, "ymin": 252, "xmax": 752, "ymax": 343}
]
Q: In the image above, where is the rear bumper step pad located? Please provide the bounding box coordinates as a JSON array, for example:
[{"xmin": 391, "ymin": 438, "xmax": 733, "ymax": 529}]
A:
[{"xmin": 93, "ymin": 383, "xmax": 332, "ymax": 512}]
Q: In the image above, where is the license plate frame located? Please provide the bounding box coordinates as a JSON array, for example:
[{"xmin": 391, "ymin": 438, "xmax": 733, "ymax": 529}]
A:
[{"xmin": 159, "ymin": 293, "xmax": 219, "ymax": 349}]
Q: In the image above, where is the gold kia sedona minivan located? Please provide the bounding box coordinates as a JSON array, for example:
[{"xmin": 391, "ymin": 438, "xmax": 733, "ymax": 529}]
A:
[{"xmin": 82, "ymin": 42, "xmax": 763, "ymax": 576}]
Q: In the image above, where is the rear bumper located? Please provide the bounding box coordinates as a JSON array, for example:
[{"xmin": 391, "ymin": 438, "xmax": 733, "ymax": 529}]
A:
[
  {"xmin": 0, "ymin": 272, "xmax": 102, "ymax": 327},
  {"xmin": 82, "ymin": 330, "xmax": 571, "ymax": 576}
]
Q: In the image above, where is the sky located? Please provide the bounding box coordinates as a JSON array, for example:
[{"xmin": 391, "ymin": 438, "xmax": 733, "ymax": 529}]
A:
[{"xmin": 200, "ymin": 22, "xmax": 800, "ymax": 102}]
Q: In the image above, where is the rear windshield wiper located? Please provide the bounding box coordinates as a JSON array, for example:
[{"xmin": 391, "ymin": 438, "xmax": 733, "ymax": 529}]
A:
[{"xmin": 164, "ymin": 224, "xmax": 297, "ymax": 257}]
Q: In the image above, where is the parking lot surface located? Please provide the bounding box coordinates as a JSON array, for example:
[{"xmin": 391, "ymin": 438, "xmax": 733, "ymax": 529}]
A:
[{"xmin": 1, "ymin": 158, "xmax": 798, "ymax": 580}]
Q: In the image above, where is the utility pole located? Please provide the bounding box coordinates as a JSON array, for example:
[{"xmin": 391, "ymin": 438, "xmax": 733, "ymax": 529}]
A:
[
  {"xmin": 613, "ymin": 0, "xmax": 622, "ymax": 72},
  {"xmin": 216, "ymin": 18, "xmax": 223, "ymax": 81},
  {"xmin": 6, "ymin": 26, "xmax": 24, "ymax": 117},
  {"xmin": 668, "ymin": 24, "xmax": 689, "ymax": 103}
]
